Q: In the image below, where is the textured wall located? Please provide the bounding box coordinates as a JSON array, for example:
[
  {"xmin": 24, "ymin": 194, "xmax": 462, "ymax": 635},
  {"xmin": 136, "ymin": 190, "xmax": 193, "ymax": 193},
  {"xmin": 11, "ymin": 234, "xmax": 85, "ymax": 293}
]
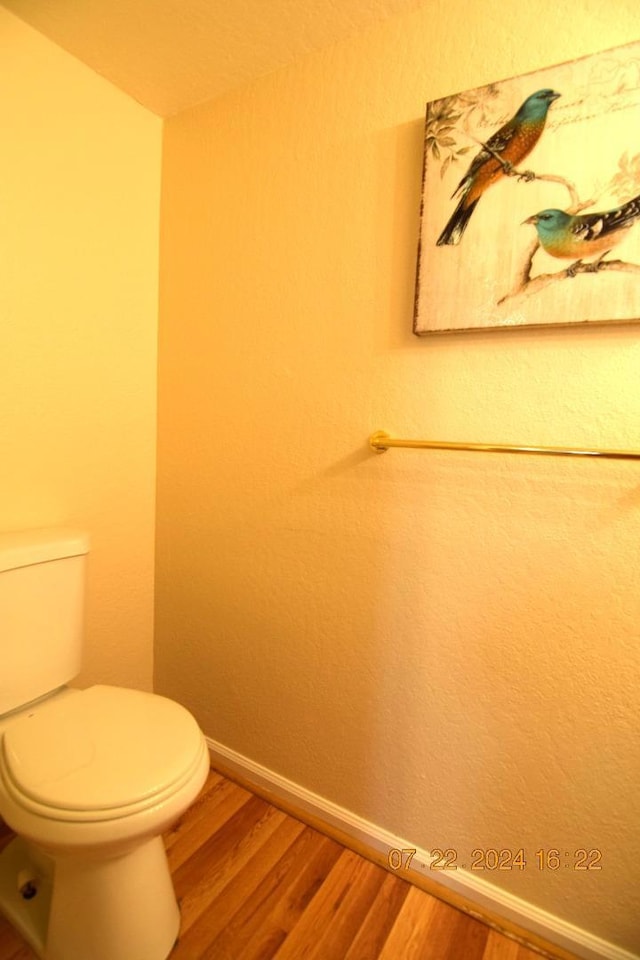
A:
[
  {"xmin": 157, "ymin": 0, "xmax": 640, "ymax": 951},
  {"xmin": 1, "ymin": 10, "xmax": 161, "ymax": 691}
]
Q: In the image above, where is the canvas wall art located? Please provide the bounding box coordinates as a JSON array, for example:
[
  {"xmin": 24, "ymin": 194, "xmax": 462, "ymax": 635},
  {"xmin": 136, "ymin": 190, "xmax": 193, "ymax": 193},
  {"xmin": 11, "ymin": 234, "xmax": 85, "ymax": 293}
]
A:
[{"xmin": 413, "ymin": 41, "xmax": 640, "ymax": 334}]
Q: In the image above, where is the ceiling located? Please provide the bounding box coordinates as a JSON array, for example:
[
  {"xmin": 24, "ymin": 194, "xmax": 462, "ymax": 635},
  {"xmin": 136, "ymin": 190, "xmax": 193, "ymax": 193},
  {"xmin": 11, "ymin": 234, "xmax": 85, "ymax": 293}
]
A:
[{"xmin": 4, "ymin": 0, "xmax": 424, "ymax": 116}]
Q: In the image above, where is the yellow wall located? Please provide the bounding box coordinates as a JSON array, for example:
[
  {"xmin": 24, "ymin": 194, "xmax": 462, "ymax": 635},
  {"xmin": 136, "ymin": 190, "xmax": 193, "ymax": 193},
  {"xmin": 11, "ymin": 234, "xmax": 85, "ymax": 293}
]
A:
[
  {"xmin": 1, "ymin": 10, "xmax": 161, "ymax": 690},
  {"xmin": 157, "ymin": 0, "xmax": 640, "ymax": 952}
]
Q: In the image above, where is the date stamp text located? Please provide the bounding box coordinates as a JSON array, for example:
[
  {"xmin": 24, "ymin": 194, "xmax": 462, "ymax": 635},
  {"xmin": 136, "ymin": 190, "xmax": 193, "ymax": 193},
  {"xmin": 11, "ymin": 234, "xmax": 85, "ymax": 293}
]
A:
[{"xmin": 387, "ymin": 847, "xmax": 602, "ymax": 873}]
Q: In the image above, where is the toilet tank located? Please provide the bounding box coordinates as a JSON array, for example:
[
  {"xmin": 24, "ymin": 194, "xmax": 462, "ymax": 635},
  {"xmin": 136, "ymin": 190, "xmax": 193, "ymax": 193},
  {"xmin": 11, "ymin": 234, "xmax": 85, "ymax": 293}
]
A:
[{"xmin": 0, "ymin": 528, "xmax": 89, "ymax": 716}]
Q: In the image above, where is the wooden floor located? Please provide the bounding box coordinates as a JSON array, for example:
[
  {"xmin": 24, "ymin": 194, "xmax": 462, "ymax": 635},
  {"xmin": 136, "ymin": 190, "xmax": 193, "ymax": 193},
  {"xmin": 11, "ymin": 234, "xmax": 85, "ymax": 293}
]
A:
[{"xmin": 0, "ymin": 768, "xmax": 570, "ymax": 960}]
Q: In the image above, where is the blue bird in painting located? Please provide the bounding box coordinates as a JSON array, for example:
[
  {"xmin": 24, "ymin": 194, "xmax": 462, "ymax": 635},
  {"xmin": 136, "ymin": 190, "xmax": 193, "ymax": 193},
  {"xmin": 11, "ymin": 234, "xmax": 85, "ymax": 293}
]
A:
[
  {"xmin": 437, "ymin": 88, "xmax": 561, "ymax": 246},
  {"xmin": 524, "ymin": 194, "xmax": 640, "ymax": 271}
]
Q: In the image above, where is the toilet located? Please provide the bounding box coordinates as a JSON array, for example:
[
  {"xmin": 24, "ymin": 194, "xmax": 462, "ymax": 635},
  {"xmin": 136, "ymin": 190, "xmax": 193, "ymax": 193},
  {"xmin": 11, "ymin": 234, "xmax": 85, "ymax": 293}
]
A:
[{"xmin": 0, "ymin": 528, "xmax": 210, "ymax": 960}]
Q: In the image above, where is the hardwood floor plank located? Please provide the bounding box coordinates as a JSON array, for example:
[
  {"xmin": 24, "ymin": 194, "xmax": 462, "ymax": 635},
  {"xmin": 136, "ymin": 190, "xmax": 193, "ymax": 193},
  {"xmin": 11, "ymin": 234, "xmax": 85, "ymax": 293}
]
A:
[
  {"xmin": 482, "ymin": 929, "xmax": 523, "ymax": 960},
  {"xmin": 343, "ymin": 870, "xmax": 412, "ymax": 959},
  {"xmin": 482, "ymin": 930, "xmax": 528, "ymax": 960},
  {"xmin": 376, "ymin": 884, "xmax": 440, "ymax": 959},
  {"xmin": 207, "ymin": 829, "xmax": 343, "ymax": 959},
  {"xmin": 166, "ymin": 772, "xmax": 252, "ymax": 871},
  {"xmin": 518, "ymin": 948, "xmax": 554, "ymax": 960},
  {"xmin": 171, "ymin": 815, "xmax": 306, "ymax": 957},
  {"xmin": 270, "ymin": 848, "xmax": 387, "ymax": 959},
  {"xmin": 482, "ymin": 926, "xmax": 567, "ymax": 960},
  {"xmin": 174, "ymin": 794, "xmax": 293, "ymax": 935},
  {"xmin": 422, "ymin": 899, "xmax": 489, "ymax": 959},
  {"xmin": 164, "ymin": 769, "xmax": 227, "ymax": 853},
  {"xmin": 298, "ymin": 855, "xmax": 388, "ymax": 960}
]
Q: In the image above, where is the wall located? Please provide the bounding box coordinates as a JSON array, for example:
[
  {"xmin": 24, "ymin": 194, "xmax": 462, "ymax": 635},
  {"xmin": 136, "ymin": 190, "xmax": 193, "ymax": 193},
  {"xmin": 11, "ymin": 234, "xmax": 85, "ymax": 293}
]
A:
[
  {"xmin": 157, "ymin": 0, "xmax": 640, "ymax": 953},
  {"xmin": 1, "ymin": 10, "xmax": 161, "ymax": 690}
]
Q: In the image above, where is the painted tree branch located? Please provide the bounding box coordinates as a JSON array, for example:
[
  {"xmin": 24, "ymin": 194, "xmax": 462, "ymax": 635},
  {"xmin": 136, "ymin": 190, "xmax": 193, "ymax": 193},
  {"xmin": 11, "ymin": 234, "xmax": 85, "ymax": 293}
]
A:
[{"xmin": 498, "ymin": 256, "xmax": 640, "ymax": 305}]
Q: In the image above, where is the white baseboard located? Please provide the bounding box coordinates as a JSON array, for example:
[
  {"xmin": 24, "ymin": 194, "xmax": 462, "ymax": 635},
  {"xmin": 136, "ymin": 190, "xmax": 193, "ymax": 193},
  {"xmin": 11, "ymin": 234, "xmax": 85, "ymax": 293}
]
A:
[{"xmin": 206, "ymin": 736, "xmax": 637, "ymax": 960}]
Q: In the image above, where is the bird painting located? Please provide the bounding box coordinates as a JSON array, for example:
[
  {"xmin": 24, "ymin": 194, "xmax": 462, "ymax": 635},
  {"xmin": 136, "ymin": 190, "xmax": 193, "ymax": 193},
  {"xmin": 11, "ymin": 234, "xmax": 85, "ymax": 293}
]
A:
[
  {"xmin": 414, "ymin": 40, "xmax": 640, "ymax": 333},
  {"xmin": 524, "ymin": 195, "xmax": 640, "ymax": 272},
  {"xmin": 436, "ymin": 88, "xmax": 561, "ymax": 246}
]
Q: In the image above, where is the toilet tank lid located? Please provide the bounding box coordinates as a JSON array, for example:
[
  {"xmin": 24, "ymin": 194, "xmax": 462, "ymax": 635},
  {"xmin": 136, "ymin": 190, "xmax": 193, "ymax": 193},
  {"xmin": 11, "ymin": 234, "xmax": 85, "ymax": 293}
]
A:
[{"xmin": 0, "ymin": 528, "xmax": 89, "ymax": 573}]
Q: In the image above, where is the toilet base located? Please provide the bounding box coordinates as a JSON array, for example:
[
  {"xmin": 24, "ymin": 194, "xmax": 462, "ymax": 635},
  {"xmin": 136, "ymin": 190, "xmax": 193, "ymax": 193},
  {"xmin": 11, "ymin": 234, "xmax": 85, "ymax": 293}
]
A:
[
  {"xmin": 0, "ymin": 834, "xmax": 180, "ymax": 960},
  {"xmin": 0, "ymin": 836, "xmax": 51, "ymax": 956}
]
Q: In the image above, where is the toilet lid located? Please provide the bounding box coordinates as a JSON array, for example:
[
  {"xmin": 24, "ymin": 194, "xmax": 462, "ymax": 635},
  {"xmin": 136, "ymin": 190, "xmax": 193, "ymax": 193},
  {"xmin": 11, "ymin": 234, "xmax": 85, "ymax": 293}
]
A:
[{"xmin": 0, "ymin": 685, "xmax": 204, "ymax": 816}]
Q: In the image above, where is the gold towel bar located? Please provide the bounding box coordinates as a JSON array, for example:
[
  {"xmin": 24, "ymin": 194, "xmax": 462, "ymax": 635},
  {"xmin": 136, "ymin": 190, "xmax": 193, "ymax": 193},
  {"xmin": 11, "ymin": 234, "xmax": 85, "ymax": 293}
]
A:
[{"xmin": 369, "ymin": 431, "xmax": 640, "ymax": 461}]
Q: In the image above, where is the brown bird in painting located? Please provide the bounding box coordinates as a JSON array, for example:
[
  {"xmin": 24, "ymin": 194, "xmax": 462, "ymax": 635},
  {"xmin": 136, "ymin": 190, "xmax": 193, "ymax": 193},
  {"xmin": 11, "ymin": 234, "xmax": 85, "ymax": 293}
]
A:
[{"xmin": 437, "ymin": 88, "xmax": 561, "ymax": 245}]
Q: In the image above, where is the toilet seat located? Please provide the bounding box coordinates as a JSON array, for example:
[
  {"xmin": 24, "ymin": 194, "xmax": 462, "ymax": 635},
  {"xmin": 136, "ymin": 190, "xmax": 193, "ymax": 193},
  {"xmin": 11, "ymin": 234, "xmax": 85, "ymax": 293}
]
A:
[{"xmin": 0, "ymin": 685, "xmax": 206, "ymax": 823}]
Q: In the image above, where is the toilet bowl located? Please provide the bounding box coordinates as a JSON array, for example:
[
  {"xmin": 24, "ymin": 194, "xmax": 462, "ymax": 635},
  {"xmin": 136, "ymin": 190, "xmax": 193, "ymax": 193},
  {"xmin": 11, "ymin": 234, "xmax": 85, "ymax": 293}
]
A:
[{"xmin": 0, "ymin": 684, "xmax": 210, "ymax": 960}]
